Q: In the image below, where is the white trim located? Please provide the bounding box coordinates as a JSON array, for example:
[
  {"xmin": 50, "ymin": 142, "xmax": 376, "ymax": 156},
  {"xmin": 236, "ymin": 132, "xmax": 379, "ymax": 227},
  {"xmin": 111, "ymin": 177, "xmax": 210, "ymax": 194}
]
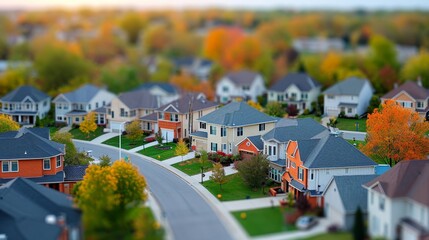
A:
[
  {"xmin": 0, "ymin": 153, "xmax": 64, "ymax": 161},
  {"xmin": 1, "ymin": 160, "xmax": 19, "ymax": 173},
  {"xmin": 43, "ymin": 158, "xmax": 51, "ymax": 170},
  {"xmin": 390, "ymin": 90, "xmax": 417, "ymax": 102}
]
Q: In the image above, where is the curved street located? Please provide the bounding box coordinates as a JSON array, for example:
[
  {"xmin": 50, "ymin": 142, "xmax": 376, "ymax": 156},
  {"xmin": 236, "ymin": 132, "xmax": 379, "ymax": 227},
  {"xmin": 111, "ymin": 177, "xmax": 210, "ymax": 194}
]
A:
[{"xmin": 73, "ymin": 140, "xmax": 235, "ymax": 240}]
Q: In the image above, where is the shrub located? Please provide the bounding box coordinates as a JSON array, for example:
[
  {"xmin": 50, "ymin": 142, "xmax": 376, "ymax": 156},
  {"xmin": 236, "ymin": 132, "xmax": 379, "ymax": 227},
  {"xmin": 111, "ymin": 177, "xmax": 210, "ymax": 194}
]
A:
[
  {"xmin": 303, "ymin": 109, "xmax": 310, "ymax": 115},
  {"xmin": 173, "ymin": 138, "xmax": 179, "ymax": 143},
  {"xmin": 296, "ymin": 195, "xmax": 311, "ymax": 213},
  {"xmin": 354, "ymin": 114, "xmax": 359, "ymax": 119},
  {"xmin": 338, "ymin": 110, "xmax": 346, "ymax": 118}
]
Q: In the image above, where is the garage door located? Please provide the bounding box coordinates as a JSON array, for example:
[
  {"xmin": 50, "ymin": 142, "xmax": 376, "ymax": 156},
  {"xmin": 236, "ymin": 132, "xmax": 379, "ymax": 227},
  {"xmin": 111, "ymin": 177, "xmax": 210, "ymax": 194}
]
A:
[
  {"xmin": 161, "ymin": 129, "xmax": 174, "ymax": 142},
  {"xmin": 240, "ymin": 151, "xmax": 255, "ymax": 160},
  {"xmin": 110, "ymin": 121, "xmax": 122, "ymax": 133},
  {"xmin": 326, "ymin": 109, "xmax": 338, "ymax": 117},
  {"xmin": 195, "ymin": 139, "xmax": 207, "ymax": 151}
]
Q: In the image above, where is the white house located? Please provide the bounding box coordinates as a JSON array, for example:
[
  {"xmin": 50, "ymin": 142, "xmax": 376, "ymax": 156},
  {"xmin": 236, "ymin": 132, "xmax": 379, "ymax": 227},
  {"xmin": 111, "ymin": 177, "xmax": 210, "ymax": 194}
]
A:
[
  {"xmin": 268, "ymin": 73, "xmax": 321, "ymax": 114},
  {"xmin": 0, "ymin": 85, "xmax": 50, "ymax": 126},
  {"xmin": 364, "ymin": 160, "xmax": 429, "ymax": 240},
  {"xmin": 216, "ymin": 70, "xmax": 266, "ymax": 103},
  {"xmin": 323, "ymin": 77, "xmax": 374, "ymax": 117},
  {"xmin": 292, "ymin": 37, "xmax": 345, "ymax": 53},
  {"xmin": 52, "ymin": 84, "xmax": 115, "ymax": 126}
]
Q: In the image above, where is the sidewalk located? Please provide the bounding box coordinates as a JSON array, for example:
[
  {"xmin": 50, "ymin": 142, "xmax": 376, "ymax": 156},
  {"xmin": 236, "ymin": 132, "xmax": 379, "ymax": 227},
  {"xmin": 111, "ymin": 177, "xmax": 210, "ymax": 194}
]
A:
[
  {"xmin": 162, "ymin": 151, "xmax": 195, "ymax": 165},
  {"xmin": 128, "ymin": 141, "xmax": 159, "ymax": 153},
  {"xmin": 252, "ymin": 218, "xmax": 329, "ymax": 240},
  {"xmin": 191, "ymin": 165, "xmax": 238, "ymax": 182},
  {"xmin": 58, "ymin": 126, "xmax": 71, "ymax": 133},
  {"xmin": 91, "ymin": 132, "xmax": 118, "ymax": 144},
  {"xmin": 222, "ymin": 195, "xmax": 285, "ymax": 211}
]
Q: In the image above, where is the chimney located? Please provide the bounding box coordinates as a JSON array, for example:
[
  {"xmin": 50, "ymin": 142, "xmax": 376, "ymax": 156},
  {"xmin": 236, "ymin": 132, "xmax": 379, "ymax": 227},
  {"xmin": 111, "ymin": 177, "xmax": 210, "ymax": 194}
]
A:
[{"xmin": 417, "ymin": 76, "xmax": 422, "ymax": 87}]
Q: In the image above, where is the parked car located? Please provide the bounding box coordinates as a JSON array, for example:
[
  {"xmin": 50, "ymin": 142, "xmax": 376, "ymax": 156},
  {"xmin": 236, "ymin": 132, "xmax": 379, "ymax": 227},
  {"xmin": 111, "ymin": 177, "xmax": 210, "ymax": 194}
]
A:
[{"xmin": 296, "ymin": 216, "xmax": 318, "ymax": 230}]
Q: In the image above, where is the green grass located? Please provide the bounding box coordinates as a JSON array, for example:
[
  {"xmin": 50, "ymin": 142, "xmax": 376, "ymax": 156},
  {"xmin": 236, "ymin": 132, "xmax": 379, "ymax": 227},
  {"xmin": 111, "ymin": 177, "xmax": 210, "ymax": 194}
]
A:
[
  {"xmin": 203, "ymin": 174, "xmax": 276, "ymax": 201},
  {"xmin": 48, "ymin": 126, "xmax": 58, "ymax": 134},
  {"xmin": 335, "ymin": 118, "xmax": 367, "ymax": 132},
  {"xmin": 171, "ymin": 158, "xmax": 213, "ymax": 176},
  {"xmin": 298, "ymin": 114, "xmax": 322, "ymax": 123},
  {"xmin": 232, "ymin": 207, "xmax": 296, "ymax": 236},
  {"xmin": 301, "ymin": 232, "xmax": 353, "ymax": 240},
  {"xmin": 102, "ymin": 135, "xmax": 147, "ymax": 150},
  {"xmin": 346, "ymin": 139, "xmax": 366, "ymax": 148},
  {"xmin": 138, "ymin": 143, "xmax": 177, "ymax": 161},
  {"xmin": 69, "ymin": 126, "xmax": 105, "ymax": 140}
]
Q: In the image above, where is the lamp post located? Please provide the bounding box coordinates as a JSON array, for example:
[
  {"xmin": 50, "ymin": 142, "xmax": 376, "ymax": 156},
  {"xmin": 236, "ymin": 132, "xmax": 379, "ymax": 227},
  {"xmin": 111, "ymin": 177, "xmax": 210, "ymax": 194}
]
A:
[{"xmin": 119, "ymin": 122, "xmax": 126, "ymax": 161}]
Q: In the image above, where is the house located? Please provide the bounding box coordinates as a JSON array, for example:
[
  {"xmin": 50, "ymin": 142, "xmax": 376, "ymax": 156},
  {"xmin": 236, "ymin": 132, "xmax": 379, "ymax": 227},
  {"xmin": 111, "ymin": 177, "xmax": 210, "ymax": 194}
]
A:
[
  {"xmin": 323, "ymin": 77, "xmax": 374, "ymax": 117},
  {"xmin": 107, "ymin": 89, "xmax": 160, "ymax": 132},
  {"xmin": 53, "ymin": 84, "xmax": 115, "ymax": 126},
  {"xmin": 153, "ymin": 93, "xmax": 218, "ymax": 142},
  {"xmin": 0, "ymin": 127, "xmax": 88, "ymax": 194},
  {"xmin": 292, "ymin": 37, "xmax": 345, "ymax": 53},
  {"xmin": 135, "ymin": 82, "xmax": 180, "ymax": 106},
  {"xmin": 216, "ymin": 70, "xmax": 266, "ymax": 103},
  {"xmin": 323, "ymin": 174, "xmax": 378, "ymax": 230},
  {"xmin": 261, "ymin": 118, "xmax": 328, "ymax": 183},
  {"xmin": 173, "ymin": 57, "xmax": 213, "ymax": 81},
  {"xmin": 0, "ymin": 85, "xmax": 50, "ymax": 126},
  {"xmin": 364, "ymin": 160, "xmax": 429, "ymax": 240},
  {"xmin": 380, "ymin": 80, "xmax": 429, "ymax": 118},
  {"xmin": 282, "ymin": 131, "xmax": 377, "ymax": 207},
  {"xmin": 236, "ymin": 135, "xmax": 264, "ymax": 160},
  {"xmin": 191, "ymin": 101, "xmax": 277, "ymax": 154},
  {"xmin": 268, "ymin": 73, "xmax": 321, "ymax": 114},
  {"xmin": 0, "ymin": 177, "xmax": 82, "ymax": 240}
]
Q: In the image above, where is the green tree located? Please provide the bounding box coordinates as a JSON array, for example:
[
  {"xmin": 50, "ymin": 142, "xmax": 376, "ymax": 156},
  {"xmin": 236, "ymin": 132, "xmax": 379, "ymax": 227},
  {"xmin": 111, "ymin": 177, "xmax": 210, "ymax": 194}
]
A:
[
  {"xmin": 0, "ymin": 114, "xmax": 20, "ymax": 133},
  {"xmin": 235, "ymin": 154, "xmax": 269, "ymax": 190},
  {"xmin": 367, "ymin": 95, "xmax": 381, "ymax": 115},
  {"xmin": 51, "ymin": 132, "xmax": 89, "ymax": 166},
  {"xmin": 100, "ymin": 66, "xmax": 142, "ymax": 94},
  {"xmin": 401, "ymin": 51, "xmax": 429, "ymax": 87},
  {"xmin": 143, "ymin": 24, "xmax": 171, "ymax": 54},
  {"xmin": 199, "ymin": 150, "xmax": 208, "ymax": 169},
  {"xmin": 80, "ymin": 112, "xmax": 97, "ymax": 138},
  {"xmin": 369, "ymin": 35, "xmax": 398, "ymax": 69},
  {"xmin": 210, "ymin": 163, "xmax": 228, "ymax": 191},
  {"xmin": 175, "ymin": 138, "xmax": 189, "ymax": 162},
  {"xmin": 150, "ymin": 58, "xmax": 173, "ymax": 82},
  {"xmin": 99, "ymin": 155, "xmax": 111, "ymax": 168},
  {"xmin": 119, "ymin": 12, "xmax": 145, "ymax": 45},
  {"xmin": 74, "ymin": 160, "xmax": 148, "ymax": 239},
  {"xmin": 353, "ymin": 207, "xmax": 366, "ymax": 240},
  {"xmin": 155, "ymin": 129, "xmax": 163, "ymax": 145},
  {"xmin": 264, "ymin": 102, "xmax": 285, "ymax": 118},
  {"xmin": 125, "ymin": 120, "xmax": 143, "ymax": 146}
]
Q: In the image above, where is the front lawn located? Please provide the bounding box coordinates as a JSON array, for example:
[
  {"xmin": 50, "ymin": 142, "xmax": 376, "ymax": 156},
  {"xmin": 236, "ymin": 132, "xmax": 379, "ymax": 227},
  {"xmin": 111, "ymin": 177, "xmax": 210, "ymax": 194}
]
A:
[
  {"xmin": 301, "ymin": 232, "xmax": 353, "ymax": 240},
  {"xmin": 102, "ymin": 135, "xmax": 147, "ymax": 150},
  {"xmin": 203, "ymin": 173, "xmax": 276, "ymax": 201},
  {"xmin": 138, "ymin": 143, "xmax": 177, "ymax": 161},
  {"xmin": 171, "ymin": 158, "xmax": 213, "ymax": 176},
  {"xmin": 69, "ymin": 126, "xmax": 105, "ymax": 140},
  {"xmin": 232, "ymin": 207, "xmax": 296, "ymax": 236},
  {"xmin": 346, "ymin": 139, "xmax": 366, "ymax": 148},
  {"xmin": 335, "ymin": 118, "xmax": 367, "ymax": 132},
  {"xmin": 298, "ymin": 114, "xmax": 322, "ymax": 123}
]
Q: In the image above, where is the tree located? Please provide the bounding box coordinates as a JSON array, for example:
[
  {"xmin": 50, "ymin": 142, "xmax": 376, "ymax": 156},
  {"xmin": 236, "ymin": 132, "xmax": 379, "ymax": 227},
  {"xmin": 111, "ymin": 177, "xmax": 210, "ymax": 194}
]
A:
[
  {"xmin": 51, "ymin": 132, "xmax": 89, "ymax": 166},
  {"xmin": 401, "ymin": 51, "xmax": 429, "ymax": 87},
  {"xmin": 100, "ymin": 65, "xmax": 143, "ymax": 94},
  {"xmin": 247, "ymin": 100, "xmax": 263, "ymax": 111},
  {"xmin": 0, "ymin": 114, "xmax": 20, "ymax": 133},
  {"xmin": 143, "ymin": 24, "xmax": 171, "ymax": 54},
  {"xmin": 175, "ymin": 138, "xmax": 189, "ymax": 162},
  {"xmin": 155, "ymin": 129, "xmax": 163, "ymax": 145},
  {"xmin": 296, "ymin": 195, "xmax": 311, "ymax": 213},
  {"xmin": 74, "ymin": 160, "xmax": 148, "ymax": 239},
  {"xmin": 369, "ymin": 35, "xmax": 398, "ymax": 69},
  {"xmin": 80, "ymin": 112, "xmax": 97, "ymax": 138},
  {"xmin": 210, "ymin": 163, "xmax": 228, "ymax": 191},
  {"xmin": 235, "ymin": 154, "xmax": 269, "ymax": 189},
  {"xmin": 265, "ymin": 102, "xmax": 285, "ymax": 118},
  {"xmin": 320, "ymin": 51, "xmax": 342, "ymax": 86},
  {"xmin": 119, "ymin": 12, "xmax": 145, "ymax": 45},
  {"xmin": 353, "ymin": 207, "xmax": 366, "ymax": 240},
  {"xmin": 362, "ymin": 100, "xmax": 429, "ymax": 166},
  {"xmin": 367, "ymin": 95, "xmax": 381, "ymax": 115},
  {"xmin": 126, "ymin": 120, "xmax": 143, "ymax": 146},
  {"xmin": 99, "ymin": 155, "xmax": 112, "ymax": 168}
]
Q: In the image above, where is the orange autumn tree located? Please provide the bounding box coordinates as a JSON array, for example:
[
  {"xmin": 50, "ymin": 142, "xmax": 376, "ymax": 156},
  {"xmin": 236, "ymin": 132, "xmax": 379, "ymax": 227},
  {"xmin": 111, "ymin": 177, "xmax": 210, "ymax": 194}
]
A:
[{"xmin": 362, "ymin": 100, "xmax": 429, "ymax": 166}]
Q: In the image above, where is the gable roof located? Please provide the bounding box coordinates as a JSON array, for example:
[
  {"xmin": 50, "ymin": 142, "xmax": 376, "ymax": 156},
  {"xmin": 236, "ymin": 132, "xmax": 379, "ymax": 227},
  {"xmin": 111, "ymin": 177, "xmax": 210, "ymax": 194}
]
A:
[
  {"xmin": 382, "ymin": 81, "xmax": 429, "ymax": 100},
  {"xmin": 158, "ymin": 93, "xmax": 218, "ymax": 114},
  {"xmin": 136, "ymin": 82, "xmax": 178, "ymax": 94},
  {"xmin": 199, "ymin": 101, "xmax": 277, "ymax": 126},
  {"xmin": 1, "ymin": 85, "xmax": 49, "ymax": 102},
  {"xmin": 364, "ymin": 160, "xmax": 429, "ymax": 207},
  {"xmin": 224, "ymin": 70, "xmax": 260, "ymax": 87},
  {"xmin": 0, "ymin": 177, "xmax": 81, "ymax": 240},
  {"xmin": 57, "ymin": 84, "xmax": 101, "ymax": 103},
  {"xmin": 269, "ymin": 73, "xmax": 320, "ymax": 92},
  {"xmin": 247, "ymin": 135, "xmax": 264, "ymax": 150},
  {"xmin": 262, "ymin": 118, "xmax": 327, "ymax": 142},
  {"xmin": 329, "ymin": 175, "xmax": 378, "ymax": 213},
  {"xmin": 64, "ymin": 165, "xmax": 88, "ymax": 182},
  {"xmin": 118, "ymin": 89, "xmax": 159, "ymax": 109},
  {"xmin": 323, "ymin": 77, "xmax": 372, "ymax": 96}
]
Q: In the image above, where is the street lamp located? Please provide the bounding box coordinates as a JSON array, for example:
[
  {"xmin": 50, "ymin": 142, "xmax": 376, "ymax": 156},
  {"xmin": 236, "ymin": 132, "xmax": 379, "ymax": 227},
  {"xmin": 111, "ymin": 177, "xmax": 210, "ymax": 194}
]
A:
[{"xmin": 119, "ymin": 121, "xmax": 126, "ymax": 161}]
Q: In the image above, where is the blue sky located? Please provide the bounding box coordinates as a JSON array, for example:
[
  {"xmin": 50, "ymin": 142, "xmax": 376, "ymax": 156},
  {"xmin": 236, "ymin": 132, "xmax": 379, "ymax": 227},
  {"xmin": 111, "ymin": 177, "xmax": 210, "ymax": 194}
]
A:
[{"xmin": 1, "ymin": 0, "xmax": 429, "ymax": 10}]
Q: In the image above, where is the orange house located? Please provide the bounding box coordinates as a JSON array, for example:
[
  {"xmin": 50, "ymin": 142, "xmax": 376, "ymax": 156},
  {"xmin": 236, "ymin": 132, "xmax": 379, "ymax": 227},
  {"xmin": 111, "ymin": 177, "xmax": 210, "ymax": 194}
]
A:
[{"xmin": 236, "ymin": 135, "xmax": 263, "ymax": 159}]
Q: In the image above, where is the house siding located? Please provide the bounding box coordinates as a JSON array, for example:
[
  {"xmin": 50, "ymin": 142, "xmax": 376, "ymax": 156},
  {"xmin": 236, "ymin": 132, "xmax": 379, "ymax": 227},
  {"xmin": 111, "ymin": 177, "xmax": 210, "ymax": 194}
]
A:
[
  {"xmin": 309, "ymin": 167, "xmax": 375, "ymax": 192},
  {"xmin": 324, "ymin": 181, "xmax": 346, "ymax": 228},
  {"xmin": 0, "ymin": 156, "xmax": 64, "ymax": 179},
  {"xmin": 216, "ymin": 75, "xmax": 266, "ymax": 103}
]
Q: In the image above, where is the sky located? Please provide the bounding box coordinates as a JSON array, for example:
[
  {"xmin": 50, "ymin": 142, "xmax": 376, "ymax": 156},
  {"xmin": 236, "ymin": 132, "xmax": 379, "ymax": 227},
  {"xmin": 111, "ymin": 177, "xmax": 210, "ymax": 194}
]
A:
[{"xmin": 1, "ymin": 0, "xmax": 429, "ymax": 11}]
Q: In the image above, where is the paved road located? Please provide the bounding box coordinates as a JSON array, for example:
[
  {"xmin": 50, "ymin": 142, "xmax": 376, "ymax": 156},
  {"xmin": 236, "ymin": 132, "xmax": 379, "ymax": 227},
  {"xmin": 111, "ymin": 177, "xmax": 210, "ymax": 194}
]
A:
[
  {"xmin": 74, "ymin": 141, "xmax": 234, "ymax": 240},
  {"xmin": 341, "ymin": 130, "xmax": 367, "ymax": 141}
]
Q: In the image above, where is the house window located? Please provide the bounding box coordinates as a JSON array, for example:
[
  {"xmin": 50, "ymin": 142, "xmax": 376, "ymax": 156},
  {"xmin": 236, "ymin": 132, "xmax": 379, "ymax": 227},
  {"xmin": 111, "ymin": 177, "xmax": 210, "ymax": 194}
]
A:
[
  {"xmin": 298, "ymin": 167, "xmax": 304, "ymax": 180},
  {"xmin": 75, "ymin": 117, "xmax": 79, "ymax": 122},
  {"xmin": 43, "ymin": 158, "xmax": 51, "ymax": 170},
  {"xmin": 57, "ymin": 116, "xmax": 62, "ymax": 121},
  {"xmin": 111, "ymin": 111, "xmax": 114, "ymax": 118},
  {"xmin": 310, "ymin": 173, "xmax": 314, "ymax": 180},
  {"xmin": 259, "ymin": 124, "xmax": 265, "ymax": 131},
  {"xmin": 229, "ymin": 143, "xmax": 232, "ymax": 153},
  {"xmin": 43, "ymin": 101, "xmax": 47, "ymax": 106},
  {"xmin": 100, "ymin": 115, "xmax": 105, "ymax": 124},
  {"xmin": 242, "ymin": 86, "xmax": 250, "ymax": 91},
  {"xmin": 223, "ymin": 86, "xmax": 228, "ymax": 92},
  {"xmin": 158, "ymin": 112, "xmax": 164, "ymax": 119},
  {"xmin": 80, "ymin": 104, "xmax": 84, "ymax": 110},
  {"xmin": 56, "ymin": 156, "xmax": 61, "ymax": 168},
  {"xmin": 2, "ymin": 161, "xmax": 18, "ymax": 172},
  {"xmin": 379, "ymin": 196, "xmax": 385, "ymax": 211},
  {"xmin": 221, "ymin": 127, "xmax": 226, "ymax": 137},
  {"xmin": 58, "ymin": 104, "xmax": 62, "ymax": 109},
  {"xmin": 170, "ymin": 114, "xmax": 179, "ymax": 122},
  {"xmin": 237, "ymin": 127, "xmax": 243, "ymax": 136},
  {"xmin": 103, "ymin": 101, "xmax": 106, "ymax": 106},
  {"xmin": 347, "ymin": 108, "xmax": 352, "ymax": 114},
  {"xmin": 200, "ymin": 122, "xmax": 206, "ymax": 129},
  {"xmin": 120, "ymin": 108, "xmax": 125, "ymax": 117},
  {"xmin": 88, "ymin": 104, "xmax": 91, "ymax": 110},
  {"xmin": 64, "ymin": 104, "xmax": 68, "ymax": 110},
  {"xmin": 291, "ymin": 93, "xmax": 297, "ymax": 99},
  {"xmin": 210, "ymin": 126, "xmax": 217, "ymax": 135},
  {"xmin": 96, "ymin": 102, "xmax": 99, "ymax": 108},
  {"xmin": 130, "ymin": 110, "xmax": 136, "ymax": 117},
  {"xmin": 417, "ymin": 102, "xmax": 423, "ymax": 108},
  {"xmin": 268, "ymin": 146, "xmax": 272, "ymax": 155},
  {"xmin": 222, "ymin": 144, "xmax": 227, "ymax": 151},
  {"xmin": 327, "ymin": 95, "xmax": 334, "ymax": 99},
  {"xmin": 371, "ymin": 191, "xmax": 374, "ymax": 205},
  {"xmin": 210, "ymin": 143, "xmax": 218, "ymax": 152}
]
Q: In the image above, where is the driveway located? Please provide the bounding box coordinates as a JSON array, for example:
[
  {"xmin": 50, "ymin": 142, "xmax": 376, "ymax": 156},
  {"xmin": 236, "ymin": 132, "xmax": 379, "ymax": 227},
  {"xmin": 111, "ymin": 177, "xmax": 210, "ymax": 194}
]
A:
[{"xmin": 73, "ymin": 140, "xmax": 236, "ymax": 240}]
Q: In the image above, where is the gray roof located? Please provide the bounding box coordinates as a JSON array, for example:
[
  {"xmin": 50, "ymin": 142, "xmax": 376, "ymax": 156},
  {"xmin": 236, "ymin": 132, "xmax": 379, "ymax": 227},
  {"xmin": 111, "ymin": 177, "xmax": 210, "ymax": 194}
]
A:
[
  {"xmin": 118, "ymin": 89, "xmax": 159, "ymax": 109},
  {"xmin": 140, "ymin": 112, "xmax": 158, "ymax": 122},
  {"xmin": 199, "ymin": 101, "xmax": 277, "ymax": 126},
  {"xmin": 224, "ymin": 70, "xmax": 260, "ymax": 87},
  {"xmin": 190, "ymin": 131, "xmax": 208, "ymax": 138},
  {"xmin": 158, "ymin": 93, "xmax": 218, "ymax": 114},
  {"xmin": 56, "ymin": 84, "xmax": 101, "ymax": 103},
  {"xmin": 271, "ymin": 158, "xmax": 286, "ymax": 167},
  {"xmin": 323, "ymin": 77, "xmax": 371, "ymax": 96},
  {"xmin": 0, "ymin": 128, "xmax": 64, "ymax": 160},
  {"xmin": 338, "ymin": 102, "xmax": 358, "ymax": 107},
  {"xmin": 64, "ymin": 165, "xmax": 88, "ymax": 181},
  {"xmin": 1, "ymin": 85, "xmax": 49, "ymax": 102},
  {"xmin": 331, "ymin": 175, "xmax": 378, "ymax": 213},
  {"xmin": 262, "ymin": 118, "xmax": 327, "ymax": 142},
  {"xmin": 290, "ymin": 179, "xmax": 306, "ymax": 192},
  {"xmin": 0, "ymin": 171, "xmax": 65, "ymax": 184},
  {"xmin": 0, "ymin": 178, "xmax": 81, "ymax": 240},
  {"xmin": 93, "ymin": 106, "xmax": 107, "ymax": 114},
  {"xmin": 269, "ymin": 73, "xmax": 320, "ymax": 92},
  {"xmin": 382, "ymin": 81, "xmax": 429, "ymax": 100},
  {"xmin": 247, "ymin": 135, "xmax": 264, "ymax": 150},
  {"xmin": 136, "ymin": 82, "xmax": 178, "ymax": 94},
  {"xmin": 300, "ymin": 133, "xmax": 377, "ymax": 169}
]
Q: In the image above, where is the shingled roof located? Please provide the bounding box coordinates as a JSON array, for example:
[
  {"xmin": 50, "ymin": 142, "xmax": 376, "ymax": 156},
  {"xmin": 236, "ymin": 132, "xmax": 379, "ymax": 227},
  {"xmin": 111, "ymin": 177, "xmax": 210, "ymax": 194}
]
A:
[
  {"xmin": 136, "ymin": 82, "xmax": 178, "ymax": 94},
  {"xmin": 198, "ymin": 101, "xmax": 277, "ymax": 127},
  {"xmin": 54, "ymin": 84, "xmax": 101, "ymax": 103},
  {"xmin": 269, "ymin": 73, "xmax": 320, "ymax": 92},
  {"xmin": 1, "ymin": 85, "xmax": 49, "ymax": 102},
  {"xmin": 262, "ymin": 118, "xmax": 327, "ymax": 142},
  {"xmin": 364, "ymin": 160, "xmax": 429, "ymax": 207},
  {"xmin": 118, "ymin": 89, "xmax": 159, "ymax": 109},
  {"xmin": 382, "ymin": 81, "xmax": 429, "ymax": 100},
  {"xmin": 323, "ymin": 77, "xmax": 372, "ymax": 96},
  {"xmin": 224, "ymin": 70, "xmax": 260, "ymax": 87},
  {"xmin": 158, "ymin": 93, "xmax": 218, "ymax": 114}
]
